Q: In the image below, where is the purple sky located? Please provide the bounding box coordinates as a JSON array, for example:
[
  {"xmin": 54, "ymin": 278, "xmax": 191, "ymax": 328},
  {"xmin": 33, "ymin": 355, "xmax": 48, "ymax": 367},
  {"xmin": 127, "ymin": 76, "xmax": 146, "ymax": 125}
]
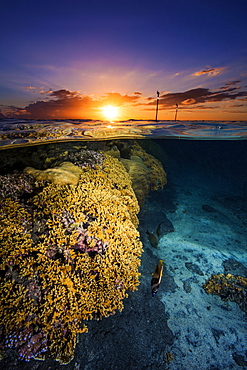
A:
[{"xmin": 1, "ymin": 0, "xmax": 247, "ymax": 120}]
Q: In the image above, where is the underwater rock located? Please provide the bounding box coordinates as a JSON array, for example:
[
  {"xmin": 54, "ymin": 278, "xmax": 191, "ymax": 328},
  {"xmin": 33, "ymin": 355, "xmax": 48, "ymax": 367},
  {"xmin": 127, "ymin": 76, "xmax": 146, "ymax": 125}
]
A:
[
  {"xmin": 202, "ymin": 205, "xmax": 218, "ymax": 213},
  {"xmin": 185, "ymin": 262, "xmax": 204, "ymax": 276},
  {"xmin": 183, "ymin": 279, "xmax": 192, "ymax": 293},
  {"xmin": 223, "ymin": 258, "xmax": 247, "ymax": 277},
  {"xmin": 156, "ymin": 216, "xmax": 174, "ymax": 235},
  {"xmin": 24, "ymin": 161, "xmax": 83, "ymax": 185},
  {"xmin": 232, "ymin": 353, "xmax": 247, "ymax": 366}
]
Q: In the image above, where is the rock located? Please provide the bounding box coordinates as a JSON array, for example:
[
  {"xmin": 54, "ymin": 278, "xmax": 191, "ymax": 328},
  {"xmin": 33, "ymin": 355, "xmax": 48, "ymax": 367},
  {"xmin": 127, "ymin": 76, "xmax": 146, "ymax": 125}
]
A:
[
  {"xmin": 202, "ymin": 205, "xmax": 218, "ymax": 213},
  {"xmin": 223, "ymin": 258, "xmax": 247, "ymax": 277},
  {"xmin": 183, "ymin": 279, "xmax": 192, "ymax": 293},
  {"xmin": 185, "ymin": 262, "xmax": 204, "ymax": 276},
  {"xmin": 157, "ymin": 215, "xmax": 174, "ymax": 235}
]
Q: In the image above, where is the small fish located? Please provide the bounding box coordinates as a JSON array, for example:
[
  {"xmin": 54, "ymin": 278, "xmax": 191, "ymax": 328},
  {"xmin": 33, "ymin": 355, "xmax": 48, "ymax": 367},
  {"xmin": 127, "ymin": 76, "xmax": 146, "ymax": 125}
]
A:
[
  {"xmin": 151, "ymin": 259, "xmax": 164, "ymax": 297},
  {"xmin": 146, "ymin": 230, "xmax": 159, "ymax": 248}
]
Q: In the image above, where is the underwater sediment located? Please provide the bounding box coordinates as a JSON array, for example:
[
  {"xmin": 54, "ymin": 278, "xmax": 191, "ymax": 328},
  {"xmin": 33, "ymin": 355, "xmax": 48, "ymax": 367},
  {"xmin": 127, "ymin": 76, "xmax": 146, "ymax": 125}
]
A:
[{"xmin": 0, "ymin": 141, "xmax": 166, "ymax": 364}]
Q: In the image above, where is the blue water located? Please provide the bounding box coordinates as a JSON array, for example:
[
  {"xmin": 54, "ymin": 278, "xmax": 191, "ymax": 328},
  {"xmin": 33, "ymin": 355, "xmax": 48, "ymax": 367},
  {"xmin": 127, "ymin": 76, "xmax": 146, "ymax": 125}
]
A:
[{"xmin": 0, "ymin": 120, "xmax": 247, "ymax": 370}]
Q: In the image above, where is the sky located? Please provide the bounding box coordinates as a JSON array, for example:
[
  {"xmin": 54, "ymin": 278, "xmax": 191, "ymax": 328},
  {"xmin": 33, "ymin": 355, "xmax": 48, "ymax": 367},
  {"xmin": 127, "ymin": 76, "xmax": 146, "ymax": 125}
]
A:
[{"xmin": 0, "ymin": 0, "xmax": 247, "ymax": 121}]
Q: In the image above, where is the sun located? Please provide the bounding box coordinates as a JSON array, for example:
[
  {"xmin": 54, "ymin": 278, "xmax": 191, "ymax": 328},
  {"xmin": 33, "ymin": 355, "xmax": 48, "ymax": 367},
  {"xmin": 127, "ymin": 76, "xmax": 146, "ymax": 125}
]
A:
[{"xmin": 102, "ymin": 105, "xmax": 119, "ymax": 120}]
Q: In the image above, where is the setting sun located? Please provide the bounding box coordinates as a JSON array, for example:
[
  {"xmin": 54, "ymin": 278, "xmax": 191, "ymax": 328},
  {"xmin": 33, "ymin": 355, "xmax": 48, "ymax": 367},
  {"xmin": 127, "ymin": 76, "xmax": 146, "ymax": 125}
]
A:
[{"xmin": 102, "ymin": 105, "xmax": 119, "ymax": 120}]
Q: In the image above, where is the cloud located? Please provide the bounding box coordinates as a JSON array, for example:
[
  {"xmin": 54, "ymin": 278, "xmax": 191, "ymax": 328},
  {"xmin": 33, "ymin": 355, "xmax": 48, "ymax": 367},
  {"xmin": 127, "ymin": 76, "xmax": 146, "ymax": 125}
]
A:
[
  {"xmin": 39, "ymin": 87, "xmax": 53, "ymax": 95},
  {"xmin": 2, "ymin": 89, "xmax": 142, "ymax": 119},
  {"xmin": 25, "ymin": 86, "xmax": 53, "ymax": 94},
  {"xmin": 225, "ymin": 80, "xmax": 241, "ymax": 86},
  {"xmin": 2, "ymin": 89, "xmax": 93, "ymax": 119},
  {"xmin": 192, "ymin": 67, "xmax": 224, "ymax": 77},
  {"xmin": 225, "ymin": 103, "xmax": 245, "ymax": 108},
  {"xmin": 146, "ymin": 86, "xmax": 247, "ymax": 109},
  {"xmin": 217, "ymin": 81, "xmax": 242, "ymax": 91},
  {"xmin": 2, "ymin": 83, "xmax": 247, "ymax": 119},
  {"xmin": 99, "ymin": 92, "xmax": 141, "ymax": 106},
  {"xmin": 190, "ymin": 105, "xmax": 217, "ymax": 110},
  {"xmin": 49, "ymin": 89, "xmax": 81, "ymax": 99},
  {"xmin": 181, "ymin": 98, "xmax": 197, "ymax": 105}
]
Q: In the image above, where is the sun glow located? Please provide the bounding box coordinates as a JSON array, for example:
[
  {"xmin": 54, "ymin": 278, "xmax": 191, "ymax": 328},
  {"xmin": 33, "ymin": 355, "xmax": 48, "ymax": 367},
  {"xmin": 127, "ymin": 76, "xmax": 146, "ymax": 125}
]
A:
[{"xmin": 102, "ymin": 105, "xmax": 119, "ymax": 120}]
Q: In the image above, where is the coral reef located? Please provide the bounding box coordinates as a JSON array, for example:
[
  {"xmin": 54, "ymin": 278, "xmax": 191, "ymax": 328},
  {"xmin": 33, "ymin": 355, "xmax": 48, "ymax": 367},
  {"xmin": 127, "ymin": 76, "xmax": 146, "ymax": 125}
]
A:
[
  {"xmin": 0, "ymin": 172, "xmax": 35, "ymax": 200},
  {"xmin": 121, "ymin": 156, "xmax": 150, "ymax": 206},
  {"xmin": 0, "ymin": 152, "xmax": 142, "ymax": 364},
  {"xmin": 118, "ymin": 142, "xmax": 167, "ymax": 206},
  {"xmin": 24, "ymin": 162, "xmax": 83, "ymax": 185},
  {"xmin": 102, "ymin": 140, "xmax": 167, "ymax": 206},
  {"xmin": 129, "ymin": 142, "xmax": 167, "ymax": 191},
  {"xmin": 4, "ymin": 326, "xmax": 48, "ymax": 361},
  {"xmin": 203, "ymin": 273, "xmax": 247, "ymax": 313},
  {"xmin": 49, "ymin": 148, "xmax": 105, "ymax": 169}
]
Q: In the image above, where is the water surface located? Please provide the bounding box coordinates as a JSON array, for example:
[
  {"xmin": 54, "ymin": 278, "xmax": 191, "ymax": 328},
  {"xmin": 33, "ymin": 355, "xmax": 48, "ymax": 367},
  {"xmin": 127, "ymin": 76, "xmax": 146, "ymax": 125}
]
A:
[{"xmin": 1, "ymin": 119, "xmax": 247, "ymax": 149}]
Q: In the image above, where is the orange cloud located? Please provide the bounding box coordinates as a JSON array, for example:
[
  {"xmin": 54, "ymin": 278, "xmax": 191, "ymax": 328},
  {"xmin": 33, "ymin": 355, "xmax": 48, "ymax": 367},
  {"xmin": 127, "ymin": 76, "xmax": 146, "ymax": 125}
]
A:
[
  {"xmin": 25, "ymin": 86, "xmax": 36, "ymax": 91},
  {"xmin": 192, "ymin": 67, "xmax": 224, "ymax": 77},
  {"xmin": 2, "ymin": 82, "xmax": 247, "ymax": 120},
  {"xmin": 39, "ymin": 87, "xmax": 53, "ymax": 95},
  {"xmin": 181, "ymin": 98, "xmax": 197, "ymax": 105},
  {"xmin": 99, "ymin": 92, "xmax": 141, "ymax": 107},
  {"xmin": 2, "ymin": 89, "xmax": 142, "ymax": 119}
]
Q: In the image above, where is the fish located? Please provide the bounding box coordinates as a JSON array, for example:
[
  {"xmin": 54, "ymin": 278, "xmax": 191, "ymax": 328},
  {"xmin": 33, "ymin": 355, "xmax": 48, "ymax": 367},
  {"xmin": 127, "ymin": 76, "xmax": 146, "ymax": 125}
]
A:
[
  {"xmin": 146, "ymin": 230, "xmax": 159, "ymax": 248},
  {"xmin": 151, "ymin": 259, "xmax": 164, "ymax": 297}
]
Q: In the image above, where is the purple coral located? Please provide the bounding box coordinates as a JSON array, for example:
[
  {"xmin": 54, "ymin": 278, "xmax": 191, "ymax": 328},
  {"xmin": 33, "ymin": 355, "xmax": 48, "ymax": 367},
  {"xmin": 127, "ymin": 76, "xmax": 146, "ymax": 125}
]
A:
[
  {"xmin": 60, "ymin": 210, "xmax": 75, "ymax": 229},
  {"xmin": 25, "ymin": 278, "xmax": 42, "ymax": 304},
  {"xmin": 64, "ymin": 149, "xmax": 105, "ymax": 169},
  {"xmin": 0, "ymin": 172, "xmax": 35, "ymax": 200},
  {"xmin": 4, "ymin": 269, "xmax": 42, "ymax": 304},
  {"xmin": 72, "ymin": 221, "xmax": 108, "ymax": 255},
  {"xmin": 4, "ymin": 326, "xmax": 48, "ymax": 361}
]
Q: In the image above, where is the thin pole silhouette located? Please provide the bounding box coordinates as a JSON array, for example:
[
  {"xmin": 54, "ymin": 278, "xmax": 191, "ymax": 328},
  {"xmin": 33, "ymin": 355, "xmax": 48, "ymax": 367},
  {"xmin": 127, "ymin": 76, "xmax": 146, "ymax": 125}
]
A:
[
  {"xmin": 155, "ymin": 91, "xmax": 160, "ymax": 121},
  {"xmin": 174, "ymin": 104, "xmax": 178, "ymax": 121}
]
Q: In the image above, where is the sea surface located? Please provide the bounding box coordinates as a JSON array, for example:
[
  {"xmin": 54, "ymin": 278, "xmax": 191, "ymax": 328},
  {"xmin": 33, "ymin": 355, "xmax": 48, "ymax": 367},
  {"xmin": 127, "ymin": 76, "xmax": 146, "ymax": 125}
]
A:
[
  {"xmin": 1, "ymin": 119, "xmax": 247, "ymax": 149},
  {"xmin": 0, "ymin": 119, "xmax": 247, "ymax": 370}
]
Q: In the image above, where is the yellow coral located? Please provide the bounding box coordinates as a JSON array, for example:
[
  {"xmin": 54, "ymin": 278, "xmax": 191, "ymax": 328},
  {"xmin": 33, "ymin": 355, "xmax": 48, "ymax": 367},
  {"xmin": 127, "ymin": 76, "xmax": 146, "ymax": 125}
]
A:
[
  {"xmin": 24, "ymin": 161, "xmax": 83, "ymax": 185},
  {"xmin": 130, "ymin": 142, "xmax": 167, "ymax": 191},
  {"xmin": 121, "ymin": 155, "xmax": 150, "ymax": 206},
  {"xmin": 0, "ymin": 152, "xmax": 142, "ymax": 364},
  {"xmin": 203, "ymin": 273, "xmax": 247, "ymax": 313}
]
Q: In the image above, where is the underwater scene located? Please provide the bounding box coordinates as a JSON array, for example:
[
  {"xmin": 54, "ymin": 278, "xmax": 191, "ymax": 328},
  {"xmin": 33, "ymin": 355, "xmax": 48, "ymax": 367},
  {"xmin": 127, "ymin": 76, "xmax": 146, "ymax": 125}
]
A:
[{"xmin": 0, "ymin": 120, "xmax": 247, "ymax": 370}]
